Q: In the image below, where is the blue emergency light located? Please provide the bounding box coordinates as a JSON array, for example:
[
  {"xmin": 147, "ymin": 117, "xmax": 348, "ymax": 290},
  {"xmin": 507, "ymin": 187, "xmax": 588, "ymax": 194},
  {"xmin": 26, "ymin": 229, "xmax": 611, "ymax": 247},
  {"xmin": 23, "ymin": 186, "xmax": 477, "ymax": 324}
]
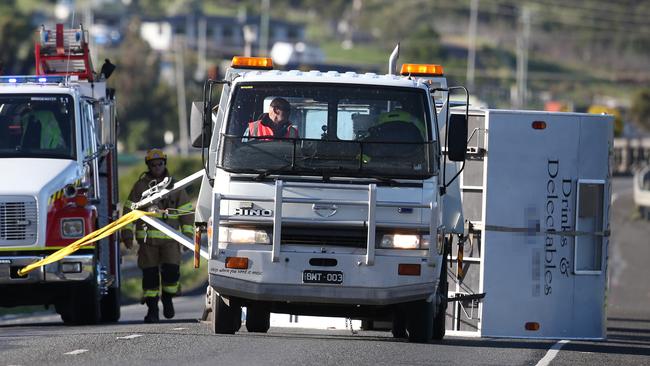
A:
[{"xmin": 0, "ymin": 75, "xmax": 68, "ymax": 84}]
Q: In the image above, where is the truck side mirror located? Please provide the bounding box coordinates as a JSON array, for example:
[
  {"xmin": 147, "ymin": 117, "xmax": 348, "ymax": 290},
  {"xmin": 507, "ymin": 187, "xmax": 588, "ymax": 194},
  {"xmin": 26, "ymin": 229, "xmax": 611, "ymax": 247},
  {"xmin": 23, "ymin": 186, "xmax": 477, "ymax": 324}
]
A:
[
  {"xmin": 98, "ymin": 102, "xmax": 116, "ymax": 146},
  {"xmin": 447, "ymin": 113, "xmax": 468, "ymax": 162},
  {"xmin": 190, "ymin": 101, "xmax": 212, "ymax": 148}
]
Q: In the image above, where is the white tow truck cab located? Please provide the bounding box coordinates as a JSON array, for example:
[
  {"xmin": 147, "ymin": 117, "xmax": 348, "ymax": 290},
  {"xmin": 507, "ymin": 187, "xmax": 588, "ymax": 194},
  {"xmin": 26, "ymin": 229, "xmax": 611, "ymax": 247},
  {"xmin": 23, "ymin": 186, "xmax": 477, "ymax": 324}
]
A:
[
  {"xmin": 0, "ymin": 24, "xmax": 120, "ymax": 324},
  {"xmin": 190, "ymin": 51, "xmax": 469, "ymax": 343}
]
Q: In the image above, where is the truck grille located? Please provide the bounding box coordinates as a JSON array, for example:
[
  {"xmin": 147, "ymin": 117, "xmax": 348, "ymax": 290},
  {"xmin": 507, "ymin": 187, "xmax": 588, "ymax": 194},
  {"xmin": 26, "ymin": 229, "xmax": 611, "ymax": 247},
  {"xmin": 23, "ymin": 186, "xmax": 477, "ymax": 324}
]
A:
[
  {"xmin": 281, "ymin": 226, "xmax": 368, "ymax": 248},
  {"xmin": 0, "ymin": 198, "xmax": 38, "ymax": 245}
]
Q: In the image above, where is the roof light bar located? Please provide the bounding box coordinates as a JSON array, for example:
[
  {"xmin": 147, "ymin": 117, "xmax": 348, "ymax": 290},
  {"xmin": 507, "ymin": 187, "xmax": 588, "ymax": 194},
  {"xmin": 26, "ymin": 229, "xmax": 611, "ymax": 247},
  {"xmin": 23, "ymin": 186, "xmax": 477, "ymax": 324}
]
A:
[
  {"xmin": 400, "ymin": 63, "xmax": 444, "ymax": 77},
  {"xmin": 0, "ymin": 75, "xmax": 67, "ymax": 84},
  {"xmin": 231, "ymin": 56, "xmax": 273, "ymax": 70}
]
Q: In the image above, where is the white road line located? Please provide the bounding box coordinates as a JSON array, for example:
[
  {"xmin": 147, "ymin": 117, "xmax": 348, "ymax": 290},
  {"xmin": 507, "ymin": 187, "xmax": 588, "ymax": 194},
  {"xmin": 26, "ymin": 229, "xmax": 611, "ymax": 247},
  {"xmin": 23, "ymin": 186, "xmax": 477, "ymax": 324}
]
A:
[
  {"xmin": 64, "ymin": 349, "xmax": 88, "ymax": 355},
  {"xmin": 116, "ymin": 334, "xmax": 143, "ymax": 340},
  {"xmin": 536, "ymin": 340, "xmax": 570, "ymax": 366},
  {"xmin": 172, "ymin": 327, "xmax": 188, "ymax": 330}
]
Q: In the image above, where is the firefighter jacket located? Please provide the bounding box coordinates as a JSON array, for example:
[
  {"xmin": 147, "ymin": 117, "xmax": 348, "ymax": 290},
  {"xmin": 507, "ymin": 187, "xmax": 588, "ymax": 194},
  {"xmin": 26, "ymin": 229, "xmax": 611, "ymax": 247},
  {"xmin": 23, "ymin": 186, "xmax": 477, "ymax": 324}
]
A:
[{"xmin": 121, "ymin": 171, "xmax": 194, "ymax": 244}]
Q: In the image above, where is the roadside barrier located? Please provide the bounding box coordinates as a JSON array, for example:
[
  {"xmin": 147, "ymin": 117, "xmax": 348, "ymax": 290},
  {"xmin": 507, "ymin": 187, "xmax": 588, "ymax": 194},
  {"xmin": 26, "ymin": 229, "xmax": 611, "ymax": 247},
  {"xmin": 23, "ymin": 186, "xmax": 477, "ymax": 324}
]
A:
[{"xmin": 17, "ymin": 210, "xmax": 154, "ymax": 276}]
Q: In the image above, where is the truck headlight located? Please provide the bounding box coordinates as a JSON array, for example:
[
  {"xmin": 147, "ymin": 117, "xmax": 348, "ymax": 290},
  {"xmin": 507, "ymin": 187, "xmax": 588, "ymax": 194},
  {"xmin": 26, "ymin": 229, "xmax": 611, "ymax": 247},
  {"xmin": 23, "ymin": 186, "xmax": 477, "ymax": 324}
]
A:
[
  {"xmin": 379, "ymin": 234, "xmax": 430, "ymax": 249},
  {"xmin": 218, "ymin": 227, "xmax": 270, "ymax": 245},
  {"xmin": 61, "ymin": 218, "xmax": 85, "ymax": 238}
]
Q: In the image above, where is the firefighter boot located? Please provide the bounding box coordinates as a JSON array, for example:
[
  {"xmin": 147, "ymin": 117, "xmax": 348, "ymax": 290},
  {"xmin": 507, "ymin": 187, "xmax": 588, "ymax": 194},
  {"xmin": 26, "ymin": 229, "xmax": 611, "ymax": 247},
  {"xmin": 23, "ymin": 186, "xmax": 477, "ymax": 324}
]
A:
[
  {"xmin": 144, "ymin": 297, "xmax": 159, "ymax": 323},
  {"xmin": 161, "ymin": 292, "xmax": 175, "ymax": 319}
]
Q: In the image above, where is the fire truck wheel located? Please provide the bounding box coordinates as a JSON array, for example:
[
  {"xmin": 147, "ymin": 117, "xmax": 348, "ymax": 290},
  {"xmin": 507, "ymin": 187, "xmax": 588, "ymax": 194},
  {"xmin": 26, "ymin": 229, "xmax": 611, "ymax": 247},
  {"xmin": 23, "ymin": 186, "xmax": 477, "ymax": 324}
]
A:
[
  {"xmin": 100, "ymin": 287, "xmax": 121, "ymax": 323},
  {"xmin": 406, "ymin": 300, "xmax": 433, "ymax": 343},
  {"xmin": 61, "ymin": 283, "xmax": 101, "ymax": 325},
  {"xmin": 211, "ymin": 291, "xmax": 241, "ymax": 334},
  {"xmin": 245, "ymin": 304, "xmax": 270, "ymax": 333}
]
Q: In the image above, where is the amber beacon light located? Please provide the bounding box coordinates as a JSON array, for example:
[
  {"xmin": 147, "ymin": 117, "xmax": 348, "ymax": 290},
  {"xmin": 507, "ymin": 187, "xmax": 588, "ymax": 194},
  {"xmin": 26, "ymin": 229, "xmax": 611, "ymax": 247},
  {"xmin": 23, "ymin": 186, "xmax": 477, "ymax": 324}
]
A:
[
  {"xmin": 231, "ymin": 56, "xmax": 274, "ymax": 70},
  {"xmin": 400, "ymin": 63, "xmax": 444, "ymax": 76}
]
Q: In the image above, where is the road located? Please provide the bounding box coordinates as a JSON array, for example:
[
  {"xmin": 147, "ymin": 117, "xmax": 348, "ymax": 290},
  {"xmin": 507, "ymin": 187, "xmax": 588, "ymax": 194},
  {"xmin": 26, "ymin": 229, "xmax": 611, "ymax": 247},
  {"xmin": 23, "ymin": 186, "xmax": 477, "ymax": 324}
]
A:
[{"xmin": 1, "ymin": 177, "xmax": 649, "ymax": 365}]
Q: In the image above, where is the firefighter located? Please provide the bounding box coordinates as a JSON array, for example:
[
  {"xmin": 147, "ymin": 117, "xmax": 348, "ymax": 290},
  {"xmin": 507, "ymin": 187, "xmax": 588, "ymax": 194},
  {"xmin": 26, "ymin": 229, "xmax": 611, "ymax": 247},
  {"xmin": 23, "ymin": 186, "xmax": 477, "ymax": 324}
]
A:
[{"xmin": 120, "ymin": 148, "xmax": 194, "ymax": 323}]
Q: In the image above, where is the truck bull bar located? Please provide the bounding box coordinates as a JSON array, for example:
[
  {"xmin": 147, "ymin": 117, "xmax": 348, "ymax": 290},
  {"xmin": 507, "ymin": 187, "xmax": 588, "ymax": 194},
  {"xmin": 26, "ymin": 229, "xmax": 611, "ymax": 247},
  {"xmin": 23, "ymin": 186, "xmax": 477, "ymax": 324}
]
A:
[{"xmin": 209, "ymin": 180, "xmax": 439, "ymax": 266}]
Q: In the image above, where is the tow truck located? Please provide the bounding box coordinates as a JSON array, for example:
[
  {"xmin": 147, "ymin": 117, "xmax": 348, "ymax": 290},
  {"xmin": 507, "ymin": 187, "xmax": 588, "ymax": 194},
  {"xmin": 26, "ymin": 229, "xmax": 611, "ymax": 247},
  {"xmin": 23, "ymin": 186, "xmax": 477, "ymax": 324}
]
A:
[
  {"xmin": 129, "ymin": 46, "xmax": 469, "ymax": 343},
  {"xmin": 134, "ymin": 47, "xmax": 613, "ymax": 341},
  {"xmin": 0, "ymin": 24, "xmax": 120, "ymax": 324}
]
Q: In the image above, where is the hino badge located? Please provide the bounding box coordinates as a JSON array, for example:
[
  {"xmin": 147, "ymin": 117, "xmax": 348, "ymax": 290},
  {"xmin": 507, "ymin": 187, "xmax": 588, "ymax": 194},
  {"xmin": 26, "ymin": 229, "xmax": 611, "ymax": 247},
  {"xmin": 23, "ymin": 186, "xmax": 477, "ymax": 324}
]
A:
[{"xmin": 0, "ymin": 24, "xmax": 120, "ymax": 324}]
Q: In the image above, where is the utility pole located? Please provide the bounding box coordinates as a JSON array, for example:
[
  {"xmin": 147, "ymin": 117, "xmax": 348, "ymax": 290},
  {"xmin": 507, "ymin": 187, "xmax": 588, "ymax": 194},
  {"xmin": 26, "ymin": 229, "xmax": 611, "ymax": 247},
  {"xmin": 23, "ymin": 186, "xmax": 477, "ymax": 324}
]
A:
[
  {"xmin": 175, "ymin": 37, "xmax": 189, "ymax": 156},
  {"xmin": 259, "ymin": 0, "xmax": 270, "ymax": 56},
  {"xmin": 515, "ymin": 5, "xmax": 531, "ymax": 109},
  {"xmin": 466, "ymin": 0, "xmax": 479, "ymax": 93},
  {"xmin": 194, "ymin": 16, "xmax": 207, "ymax": 81}
]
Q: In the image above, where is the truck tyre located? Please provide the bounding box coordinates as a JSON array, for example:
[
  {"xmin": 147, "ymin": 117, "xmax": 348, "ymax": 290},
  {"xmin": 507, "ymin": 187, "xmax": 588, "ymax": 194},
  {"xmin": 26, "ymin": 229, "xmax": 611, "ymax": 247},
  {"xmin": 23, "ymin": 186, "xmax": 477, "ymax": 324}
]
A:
[
  {"xmin": 361, "ymin": 320, "xmax": 375, "ymax": 331},
  {"xmin": 406, "ymin": 300, "xmax": 433, "ymax": 343},
  {"xmin": 62, "ymin": 283, "xmax": 101, "ymax": 325},
  {"xmin": 100, "ymin": 287, "xmax": 121, "ymax": 323},
  {"xmin": 246, "ymin": 304, "xmax": 270, "ymax": 333},
  {"xmin": 431, "ymin": 302, "xmax": 446, "ymax": 340},
  {"xmin": 211, "ymin": 290, "xmax": 241, "ymax": 334},
  {"xmin": 391, "ymin": 311, "xmax": 407, "ymax": 338}
]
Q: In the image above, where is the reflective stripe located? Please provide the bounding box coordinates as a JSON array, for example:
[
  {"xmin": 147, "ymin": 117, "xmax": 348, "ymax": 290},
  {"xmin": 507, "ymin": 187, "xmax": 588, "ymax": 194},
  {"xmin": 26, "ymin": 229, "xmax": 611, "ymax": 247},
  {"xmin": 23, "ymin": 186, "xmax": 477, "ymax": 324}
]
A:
[
  {"xmin": 178, "ymin": 202, "xmax": 193, "ymax": 211},
  {"xmin": 143, "ymin": 289, "xmax": 159, "ymax": 298},
  {"xmin": 162, "ymin": 283, "xmax": 179, "ymax": 294},
  {"xmin": 136, "ymin": 230, "xmax": 171, "ymax": 239},
  {"xmin": 182, "ymin": 225, "xmax": 194, "ymax": 235}
]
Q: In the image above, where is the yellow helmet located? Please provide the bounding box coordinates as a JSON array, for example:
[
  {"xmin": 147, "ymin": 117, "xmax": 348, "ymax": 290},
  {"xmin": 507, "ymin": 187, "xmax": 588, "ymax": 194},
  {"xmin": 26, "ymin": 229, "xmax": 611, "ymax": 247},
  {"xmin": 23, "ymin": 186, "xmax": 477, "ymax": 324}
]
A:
[
  {"xmin": 377, "ymin": 110, "xmax": 426, "ymax": 139},
  {"xmin": 145, "ymin": 148, "xmax": 167, "ymax": 163}
]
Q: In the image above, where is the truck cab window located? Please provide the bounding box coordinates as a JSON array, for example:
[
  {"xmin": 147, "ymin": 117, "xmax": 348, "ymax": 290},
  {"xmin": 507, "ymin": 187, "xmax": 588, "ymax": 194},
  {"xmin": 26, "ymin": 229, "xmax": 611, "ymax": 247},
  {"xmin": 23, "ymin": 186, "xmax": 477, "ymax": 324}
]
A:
[
  {"xmin": 0, "ymin": 94, "xmax": 75, "ymax": 160},
  {"xmin": 222, "ymin": 82, "xmax": 435, "ymax": 180}
]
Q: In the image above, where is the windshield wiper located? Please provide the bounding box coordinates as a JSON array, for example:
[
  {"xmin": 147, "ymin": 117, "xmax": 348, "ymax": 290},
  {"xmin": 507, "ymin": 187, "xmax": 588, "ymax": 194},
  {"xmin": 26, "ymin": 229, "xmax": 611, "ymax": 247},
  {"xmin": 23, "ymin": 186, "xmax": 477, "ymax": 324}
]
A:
[
  {"xmin": 254, "ymin": 163, "xmax": 294, "ymax": 180},
  {"xmin": 366, "ymin": 176, "xmax": 399, "ymax": 186}
]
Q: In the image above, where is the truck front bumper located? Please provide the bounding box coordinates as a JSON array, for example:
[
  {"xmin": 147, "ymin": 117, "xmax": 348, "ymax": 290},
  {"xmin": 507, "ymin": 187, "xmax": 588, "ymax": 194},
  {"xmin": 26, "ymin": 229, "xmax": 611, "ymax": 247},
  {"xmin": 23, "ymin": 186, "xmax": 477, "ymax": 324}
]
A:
[
  {"xmin": 0, "ymin": 254, "xmax": 94, "ymax": 284},
  {"xmin": 210, "ymin": 272, "xmax": 435, "ymax": 306},
  {"xmin": 209, "ymin": 249, "xmax": 441, "ymax": 306}
]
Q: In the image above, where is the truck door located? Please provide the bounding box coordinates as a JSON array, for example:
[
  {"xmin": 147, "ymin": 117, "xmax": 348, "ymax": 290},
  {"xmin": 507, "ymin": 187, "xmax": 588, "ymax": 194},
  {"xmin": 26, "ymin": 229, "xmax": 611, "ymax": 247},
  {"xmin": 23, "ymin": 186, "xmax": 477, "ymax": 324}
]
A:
[{"xmin": 80, "ymin": 100, "xmax": 100, "ymax": 202}]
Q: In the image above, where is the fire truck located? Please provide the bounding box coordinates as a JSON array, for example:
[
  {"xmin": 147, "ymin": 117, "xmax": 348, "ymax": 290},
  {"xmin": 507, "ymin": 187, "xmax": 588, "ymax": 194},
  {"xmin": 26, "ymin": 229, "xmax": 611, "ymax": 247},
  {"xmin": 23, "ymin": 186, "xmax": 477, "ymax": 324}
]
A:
[{"xmin": 0, "ymin": 24, "xmax": 120, "ymax": 324}]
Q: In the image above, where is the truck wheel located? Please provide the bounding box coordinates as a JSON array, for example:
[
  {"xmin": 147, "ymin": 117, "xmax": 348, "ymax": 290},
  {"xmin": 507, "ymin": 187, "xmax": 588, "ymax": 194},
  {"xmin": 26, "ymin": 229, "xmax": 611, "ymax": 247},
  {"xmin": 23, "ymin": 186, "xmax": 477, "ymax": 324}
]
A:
[
  {"xmin": 63, "ymin": 283, "xmax": 101, "ymax": 325},
  {"xmin": 246, "ymin": 304, "xmax": 270, "ymax": 333},
  {"xmin": 100, "ymin": 287, "xmax": 121, "ymax": 323},
  {"xmin": 431, "ymin": 302, "xmax": 446, "ymax": 340},
  {"xmin": 391, "ymin": 311, "xmax": 407, "ymax": 338},
  {"xmin": 361, "ymin": 320, "xmax": 375, "ymax": 331},
  {"xmin": 406, "ymin": 300, "xmax": 433, "ymax": 343},
  {"xmin": 211, "ymin": 290, "xmax": 241, "ymax": 334}
]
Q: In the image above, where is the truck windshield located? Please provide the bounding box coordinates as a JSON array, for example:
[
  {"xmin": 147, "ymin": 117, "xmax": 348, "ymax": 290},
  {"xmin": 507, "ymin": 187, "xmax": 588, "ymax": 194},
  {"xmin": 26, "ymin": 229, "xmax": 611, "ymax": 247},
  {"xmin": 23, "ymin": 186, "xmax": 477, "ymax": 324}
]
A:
[
  {"xmin": 221, "ymin": 82, "xmax": 437, "ymax": 179},
  {"xmin": 0, "ymin": 94, "xmax": 75, "ymax": 160}
]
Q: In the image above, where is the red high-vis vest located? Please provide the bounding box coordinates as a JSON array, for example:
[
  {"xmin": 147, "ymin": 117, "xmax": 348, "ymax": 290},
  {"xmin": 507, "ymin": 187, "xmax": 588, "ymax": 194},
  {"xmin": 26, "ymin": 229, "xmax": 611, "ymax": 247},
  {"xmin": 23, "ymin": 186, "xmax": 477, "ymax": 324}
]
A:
[{"xmin": 248, "ymin": 120, "xmax": 299, "ymax": 139}]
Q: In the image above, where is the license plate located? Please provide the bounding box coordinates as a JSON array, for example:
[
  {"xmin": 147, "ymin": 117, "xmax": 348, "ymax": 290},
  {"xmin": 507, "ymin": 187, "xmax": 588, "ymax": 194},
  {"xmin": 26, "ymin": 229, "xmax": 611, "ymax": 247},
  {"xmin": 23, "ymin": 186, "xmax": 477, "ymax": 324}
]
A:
[{"xmin": 302, "ymin": 270, "xmax": 343, "ymax": 284}]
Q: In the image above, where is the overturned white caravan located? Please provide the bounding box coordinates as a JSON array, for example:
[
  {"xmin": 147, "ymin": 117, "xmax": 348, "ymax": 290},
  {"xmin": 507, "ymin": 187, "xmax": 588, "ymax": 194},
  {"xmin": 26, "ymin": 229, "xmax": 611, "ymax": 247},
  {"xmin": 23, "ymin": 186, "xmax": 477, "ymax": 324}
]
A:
[{"xmin": 447, "ymin": 109, "xmax": 613, "ymax": 339}]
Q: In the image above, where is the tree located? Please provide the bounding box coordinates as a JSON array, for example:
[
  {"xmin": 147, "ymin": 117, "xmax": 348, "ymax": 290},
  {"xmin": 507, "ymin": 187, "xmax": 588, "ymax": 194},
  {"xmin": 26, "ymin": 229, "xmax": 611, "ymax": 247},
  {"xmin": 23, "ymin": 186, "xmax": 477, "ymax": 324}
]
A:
[
  {"xmin": 630, "ymin": 88, "xmax": 650, "ymax": 133},
  {"xmin": 111, "ymin": 18, "xmax": 178, "ymax": 151},
  {"xmin": 0, "ymin": 1, "xmax": 34, "ymax": 75}
]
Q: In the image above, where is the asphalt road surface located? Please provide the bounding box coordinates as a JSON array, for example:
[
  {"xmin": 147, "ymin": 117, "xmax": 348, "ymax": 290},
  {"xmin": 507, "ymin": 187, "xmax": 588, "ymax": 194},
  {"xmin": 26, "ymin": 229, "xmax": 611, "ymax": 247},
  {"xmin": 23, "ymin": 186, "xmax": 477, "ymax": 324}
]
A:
[{"xmin": 1, "ymin": 177, "xmax": 649, "ymax": 366}]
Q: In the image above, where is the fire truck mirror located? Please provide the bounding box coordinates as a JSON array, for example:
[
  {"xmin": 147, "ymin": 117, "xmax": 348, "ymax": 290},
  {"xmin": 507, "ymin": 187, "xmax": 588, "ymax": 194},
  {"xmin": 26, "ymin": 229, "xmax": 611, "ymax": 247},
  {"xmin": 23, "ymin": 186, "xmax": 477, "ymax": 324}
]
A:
[
  {"xmin": 98, "ymin": 103, "xmax": 116, "ymax": 146},
  {"xmin": 447, "ymin": 113, "xmax": 468, "ymax": 162}
]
